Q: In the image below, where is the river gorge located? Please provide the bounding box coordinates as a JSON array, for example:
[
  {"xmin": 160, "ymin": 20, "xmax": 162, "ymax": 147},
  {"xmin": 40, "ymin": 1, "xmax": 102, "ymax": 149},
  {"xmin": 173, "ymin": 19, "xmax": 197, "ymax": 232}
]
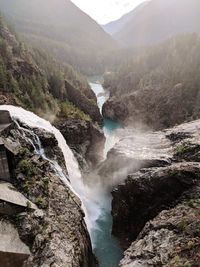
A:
[
  {"xmin": 0, "ymin": 77, "xmax": 124, "ymax": 267},
  {"xmin": 88, "ymin": 76, "xmax": 122, "ymax": 267},
  {"xmin": 0, "ymin": 1, "xmax": 199, "ymax": 265},
  {"xmin": 0, "ymin": 76, "xmax": 200, "ymax": 266}
]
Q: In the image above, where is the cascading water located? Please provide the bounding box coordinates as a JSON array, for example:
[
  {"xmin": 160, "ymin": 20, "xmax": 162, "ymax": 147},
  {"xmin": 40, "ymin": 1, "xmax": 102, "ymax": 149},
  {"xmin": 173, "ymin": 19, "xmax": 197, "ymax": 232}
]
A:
[
  {"xmin": 88, "ymin": 77, "xmax": 123, "ymax": 267},
  {"xmin": 88, "ymin": 76, "xmax": 120, "ymax": 158},
  {"xmin": 0, "ymin": 81, "xmax": 123, "ymax": 267},
  {"xmin": 0, "ymin": 105, "xmax": 95, "ymax": 233}
]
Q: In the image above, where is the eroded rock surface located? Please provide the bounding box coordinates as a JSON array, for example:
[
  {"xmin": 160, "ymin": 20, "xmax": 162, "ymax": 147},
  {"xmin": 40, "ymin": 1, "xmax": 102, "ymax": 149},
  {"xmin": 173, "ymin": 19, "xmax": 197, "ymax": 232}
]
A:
[
  {"xmin": 110, "ymin": 119, "xmax": 200, "ymax": 266},
  {"xmin": 112, "ymin": 163, "xmax": 200, "ymax": 248},
  {"xmin": 119, "ymin": 187, "xmax": 200, "ymax": 267}
]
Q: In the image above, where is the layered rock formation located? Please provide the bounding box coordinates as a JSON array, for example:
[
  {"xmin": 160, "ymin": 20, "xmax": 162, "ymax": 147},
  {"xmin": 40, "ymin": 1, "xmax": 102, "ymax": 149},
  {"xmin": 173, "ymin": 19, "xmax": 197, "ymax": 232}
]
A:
[
  {"xmin": 0, "ymin": 114, "xmax": 97, "ymax": 267},
  {"xmin": 110, "ymin": 119, "xmax": 200, "ymax": 266}
]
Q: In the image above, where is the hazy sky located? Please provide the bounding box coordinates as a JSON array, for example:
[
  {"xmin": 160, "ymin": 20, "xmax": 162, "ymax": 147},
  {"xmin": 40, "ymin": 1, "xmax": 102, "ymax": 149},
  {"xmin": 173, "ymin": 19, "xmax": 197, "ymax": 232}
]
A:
[{"xmin": 71, "ymin": 0, "xmax": 146, "ymax": 24}]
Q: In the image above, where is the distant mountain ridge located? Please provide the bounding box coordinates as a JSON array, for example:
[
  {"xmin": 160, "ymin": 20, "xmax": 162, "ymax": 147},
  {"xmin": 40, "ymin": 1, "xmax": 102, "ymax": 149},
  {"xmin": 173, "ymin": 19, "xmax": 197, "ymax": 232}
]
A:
[
  {"xmin": 102, "ymin": 2, "xmax": 148, "ymax": 35},
  {"xmin": 0, "ymin": 0, "xmax": 116, "ymax": 74},
  {"xmin": 105, "ymin": 0, "xmax": 200, "ymax": 47}
]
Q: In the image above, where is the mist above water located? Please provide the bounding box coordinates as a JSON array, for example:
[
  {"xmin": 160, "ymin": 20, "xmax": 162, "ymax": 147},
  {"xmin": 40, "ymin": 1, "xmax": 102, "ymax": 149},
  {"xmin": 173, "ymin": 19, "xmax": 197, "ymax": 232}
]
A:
[{"xmin": 89, "ymin": 78, "xmax": 123, "ymax": 267}]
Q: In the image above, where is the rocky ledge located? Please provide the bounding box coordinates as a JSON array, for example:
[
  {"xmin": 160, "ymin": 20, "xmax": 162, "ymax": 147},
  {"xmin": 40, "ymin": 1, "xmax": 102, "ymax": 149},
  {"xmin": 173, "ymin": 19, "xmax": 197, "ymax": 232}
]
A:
[
  {"xmin": 54, "ymin": 118, "xmax": 105, "ymax": 169},
  {"xmin": 0, "ymin": 114, "xmax": 97, "ymax": 267},
  {"xmin": 110, "ymin": 119, "xmax": 200, "ymax": 266}
]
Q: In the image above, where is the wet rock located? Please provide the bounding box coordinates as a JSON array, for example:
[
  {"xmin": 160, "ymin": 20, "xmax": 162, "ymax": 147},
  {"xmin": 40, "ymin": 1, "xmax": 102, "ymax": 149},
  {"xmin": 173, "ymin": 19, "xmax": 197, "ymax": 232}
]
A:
[
  {"xmin": 102, "ymin": 97, "xmax": 128, "ymax": 122},
  {"xmin": 112, "ymin": 162, "xmax": 200, "ymax": 248},
  {"xmin": 98, "ymin": 129, "xmax": 172, "ymax": 188}
]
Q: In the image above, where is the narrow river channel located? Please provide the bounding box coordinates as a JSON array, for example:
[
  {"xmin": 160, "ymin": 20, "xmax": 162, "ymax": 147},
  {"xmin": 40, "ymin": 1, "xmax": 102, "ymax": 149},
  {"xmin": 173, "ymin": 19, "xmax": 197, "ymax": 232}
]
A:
[{"xmin": 88, "ymin": 76, "xmax": 123, "ymax": 267}]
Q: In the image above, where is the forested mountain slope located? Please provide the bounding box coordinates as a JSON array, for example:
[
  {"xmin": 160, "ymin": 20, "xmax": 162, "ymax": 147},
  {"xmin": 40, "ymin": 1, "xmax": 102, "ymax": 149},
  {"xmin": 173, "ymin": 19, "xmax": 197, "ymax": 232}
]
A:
[
  {"xmin": 103, "ymin": 34, "xmax": 200, "ymax": 129},
  {"xmin": 113, "ymin": 0, "xmax": 200, "ymax": 47},
  {"xmin": 0, "ymin": 0, "xmax": 116, "ymax": 74},
  {"xmin": 0, "ymin": 16, "xmax": 102, "ymax": 123},
  {"xmin": 0, "ymin": 16, "xmax": 105, "ymax": 166}
]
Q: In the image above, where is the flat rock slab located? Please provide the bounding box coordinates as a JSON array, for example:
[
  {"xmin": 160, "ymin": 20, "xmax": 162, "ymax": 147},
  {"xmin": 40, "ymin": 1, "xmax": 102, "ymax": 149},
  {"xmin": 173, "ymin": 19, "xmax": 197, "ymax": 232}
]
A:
[
  {"xmin": 0, "ymin": 182, "xmax": 37, "ymax": 209},
  {"xmin": 0, "ymin": 221, "xmax": 30, "ymax": 255},
  {"xmin": 0, "ymin": 123, "xmax": 12, "ymax": 133}
]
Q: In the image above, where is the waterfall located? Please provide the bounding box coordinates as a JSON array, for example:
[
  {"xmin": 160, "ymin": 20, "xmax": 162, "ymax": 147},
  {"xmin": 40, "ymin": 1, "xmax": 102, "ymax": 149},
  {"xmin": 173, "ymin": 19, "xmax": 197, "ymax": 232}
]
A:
[
  {"xmin": 0, "ymin": 104, "xmax": 123, "ymax": 267},
  {"xmin": 0, "ymin": 105, "xmax": 94, "ymax": 233}
]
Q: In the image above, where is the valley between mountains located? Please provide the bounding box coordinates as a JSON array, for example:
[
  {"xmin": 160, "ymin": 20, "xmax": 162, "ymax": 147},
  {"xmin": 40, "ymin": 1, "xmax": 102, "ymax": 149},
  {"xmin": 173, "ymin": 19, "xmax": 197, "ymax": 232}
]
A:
[{"xmin": 0, "ymin": 0, "xmax": 199, "ymax": 267}]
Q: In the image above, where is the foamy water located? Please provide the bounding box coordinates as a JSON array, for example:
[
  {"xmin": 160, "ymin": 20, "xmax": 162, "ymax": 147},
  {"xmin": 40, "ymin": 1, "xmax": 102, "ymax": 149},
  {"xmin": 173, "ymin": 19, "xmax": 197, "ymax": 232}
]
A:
[{"xmin": 89, "ymin": 79, "xmax": 123, "ymax": 267}]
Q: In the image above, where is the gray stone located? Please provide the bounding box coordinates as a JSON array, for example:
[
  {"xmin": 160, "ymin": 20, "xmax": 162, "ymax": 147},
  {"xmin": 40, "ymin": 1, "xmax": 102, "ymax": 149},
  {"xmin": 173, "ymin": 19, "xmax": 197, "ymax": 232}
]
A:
[
  {"xmin": 0, "ymin": 182, "xmax": 37, "ymax": 214},
  {"xmin": 0, "ymin": 110, "xmax": 12, "ymax": 125},
  {"xmin": 0, "ymin": 220, "xmax": 30, "ymax": 267}
]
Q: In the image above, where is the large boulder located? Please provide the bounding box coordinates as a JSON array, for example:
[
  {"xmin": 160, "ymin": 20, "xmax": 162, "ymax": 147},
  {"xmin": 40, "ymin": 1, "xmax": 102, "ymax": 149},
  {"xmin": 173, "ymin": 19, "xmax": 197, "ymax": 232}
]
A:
[{"xmin": 102, "ymin": 97, "xmax": 128, "ymax": 122}]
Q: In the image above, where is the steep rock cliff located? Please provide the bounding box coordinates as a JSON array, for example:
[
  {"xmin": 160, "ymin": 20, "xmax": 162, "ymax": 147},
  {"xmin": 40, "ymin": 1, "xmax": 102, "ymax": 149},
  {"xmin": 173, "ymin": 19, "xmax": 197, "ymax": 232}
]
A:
[
  {"xmin": 0, "ymin": 115, "xmax": 97, "ymax": 267},
  {"xmin": 110, "ymin": 119, "xmax": 200, "ymax": 265}
]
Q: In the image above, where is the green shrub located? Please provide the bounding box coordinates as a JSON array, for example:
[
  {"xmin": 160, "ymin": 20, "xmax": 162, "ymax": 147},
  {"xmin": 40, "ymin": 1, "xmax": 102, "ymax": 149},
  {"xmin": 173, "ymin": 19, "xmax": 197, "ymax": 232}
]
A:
[
  {"xmin": 60, "ymin": 101, "xmax": 91, "ymax": 121},
  {"xmin": 26, "ymin": 201, "xmax": 32, "ymax": 209},
  {"xmin": 18, "ymin": 159, "xmax": 38, "ymax": 177},
  {"xmin": 177, "ymin": 220, "xmax": 188, "ymax": 232},
  {"xmin": 176, "ymin": 143, "xmax": 190, "ymax": 155},
  {"xmin": 35, "ymin": 196, "xmax": 47, "ymax": 209}
]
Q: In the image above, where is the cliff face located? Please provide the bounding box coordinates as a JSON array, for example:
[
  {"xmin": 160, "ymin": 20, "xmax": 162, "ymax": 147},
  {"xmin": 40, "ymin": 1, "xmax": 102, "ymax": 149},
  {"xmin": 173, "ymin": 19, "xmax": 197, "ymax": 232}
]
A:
[
  {"xmin": 102, "ymin": 82, "xmax": 200, "ymax": 130},
  {"xmin": 119, "ymin": 186, "xmax": 200, "ymax": 266},
  {"xmin": 54, "ymin": 118, "xmax": 105, "ymax": 169},
  {"xmin": 0, "ymin": 114, "xmax": 97, "ymax": 267},
  {"xmin": 65, "ymin": 80, "xmax": 102, "ymax": 125},
  {"xmin": 110, "ymin": 119, "xmax": 200, "ymax": 265}
]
